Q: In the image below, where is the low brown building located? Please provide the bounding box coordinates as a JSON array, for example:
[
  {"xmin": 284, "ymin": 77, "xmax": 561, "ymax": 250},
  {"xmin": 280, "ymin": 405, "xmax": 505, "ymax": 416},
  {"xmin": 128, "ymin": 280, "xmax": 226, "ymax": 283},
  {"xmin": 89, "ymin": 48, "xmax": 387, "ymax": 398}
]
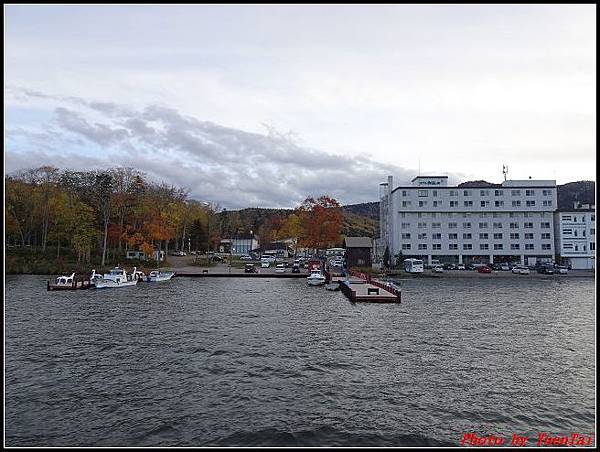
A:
[{"xmin": 345, "ymin": 237, "xmax": 373, "ymax": 268}]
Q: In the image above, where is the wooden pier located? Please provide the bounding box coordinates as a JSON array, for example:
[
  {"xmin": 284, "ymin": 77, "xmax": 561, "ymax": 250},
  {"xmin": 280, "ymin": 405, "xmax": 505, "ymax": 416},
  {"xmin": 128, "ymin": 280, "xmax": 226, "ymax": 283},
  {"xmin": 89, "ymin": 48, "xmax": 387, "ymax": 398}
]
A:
[
  {"xmin": 331, "ymin": 271, "xmax": 401, "ymax": 303},
  {"xmin": 47, "ymin": 276, "xmax": 93, "ymax": 291},
  {"xmin": 174, "ymin": 273, "xmax": 307, "ymax": 278}
]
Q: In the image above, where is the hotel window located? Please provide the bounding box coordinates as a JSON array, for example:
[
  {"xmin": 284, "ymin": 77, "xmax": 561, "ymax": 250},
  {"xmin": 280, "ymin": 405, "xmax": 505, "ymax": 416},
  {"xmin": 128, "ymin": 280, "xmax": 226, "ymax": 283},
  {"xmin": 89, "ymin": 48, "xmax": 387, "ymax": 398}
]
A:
[
  {"xmin": 418, "ymin": 222, "xmax": 427, "ymax": 229},
  {"xmin": 523, "ymin": 212, "xmax": 531, "ymax": 217},
  {"xmin": 480, "ymin": 190, "xmax": 490, "ymax": 196},
  {"xmin": 563, "ymin": 229, "xmax": 572, "ymax": 235},
  {"xmin": 400, "ymin": 212, "xmax": 406, "ymax": 218},
  {"xmin": 524, "ymin": 233, "xmax": 534, "ymax": 239},
  {"xmin": 591, "ymin": 215, "xmax": 595, "ymax": 221},
  {"xmin": 510, "ymin": 222, "xmax": 519, "ymax": 229},
  {"xmin": 590, "ymin": 243, "xmax": 596, "ymax": 251},
  {"xmin": 526, "ymin": 200, "xmax": 536, "ymax": 207},
  {"xmin": 591, "ymin": 228, "xmax": 595, "ymax": 235},
  {"xmin": 494, "ymin": 233, "xmax": 503, "ymax": 240},
  {"xmin": 562, "ymin": 215, "xmax": 572, "ymax": 221},
  {"xmin": 541, "ymin": 222, "xmax": 551, "ymax": 229},
  {"xmin": 511, "ymin": 244, "xmax": 520, "ymax": 250},
  {"xmin": 495, "ymin": 200, "xmax": 504, "ymax": 207},
  {"xmin": 541, "ymin": 233, "xmax": 551, "ymax": 240},
  {"xmin": 493, "ymin": 244, "xmax": 503, "ymax": 250},
  {"xmin": 432, "ymin": 222, "xmax": 441, "ymax": 229},
  {"xmin": 463, "ymin": 222, "xmax": 472, "ymax": 228},
  {"xmin": 480, "ymin": 244, "xmax": 489, "ymax": 250},
  {"xmin": 511, "ymin": 190, "xmax": 521, "ymax": 196},
  {"xmin": 402, "ymin": 244, "xmax": 411, "ymax": 250},
  {"xmin": 402, "ymin": 201, "xmax": 411, "ymax": 207},
  {"xmin": 541, "ymin": 244, "xmax": 551, "ymax": 250},
  {"xmin": 433, "ymin": 201, "xmax": 442, "ymax": 207},
  {"xmin": 509, "ymin": 212, "xmax": 516, "ymax": 218},
  {"xmin": 493, "ymin": 212, "xmax": 502, "ymax": 218},
  {"xmin": 418, "ymin": 233, "xmax": 427, "ymax": 240},
  {"xmin": 449, "ymin": 243, "xmax": 458, "ymax": 250},
  {"xmin": 432, "ymin": 233, "xmax": 442, "ymax": 240},
  {"xmin": 401, "ymin": 223, "xmax": 410, "ymax": 229},
  {"xmin": 432, "ymin": 190, "xmax": 438, "ymax": 197},
  {"xmin": 463, "ymin": 244, "xmax": 473, "ymax": 250},
  {"xmin": 526, "ymin": 189, "xmax": 535, "ymax": 196},
  {"xmin": 510, "ymin": 233, "xmax": 520, "ymax": 240},
  {"xmin": 479, "ymin": 222, "xmax": 488, "ymax": 229},
  {"xmin": 481, "ymin": 212, "xmax": 489, "ymax": 217},
  {"xmin": 512, "ymin": 200, "xmax": 522, "ymax": 207},
  {"xmin": 462, "ymin": 212, "xmax": 471, "ymax": 218},
  {"xmin": 542, "ymin": 200, "xmax": 552, "ymax": 207},
  {"xmin": 481, "ymin": 201, "xmax": 490, "ymax": 207},
  {"xmin": 402, "ymin": 190, "xmax": 408, "ymax": 196},
  {"xmin": 450, "ymin": 190, "xmax": 458, "ymax": 197},
  {"xmin": 432, "ymin": 244, "xmax": 442, "ymax": 250},
  {"xmin": 448, "ymin": 233, "xmax": 458, "ymax": 240},
  {"xmin": 448, "ymin": 222, "xmax": 457, "ymax": 229},
  {"xmin": 450, "ymin": 201, "xmax": 458, "ymax": 207},
  {"xmin": 463, "ymin": 233, "xmax": 472, "ymax": 239},
  {"xmin": 418, "ymin": 244, "xmax": 427, "ymax": 250},
  {"xmin": 418, "ymin": 190, "xmax": 428, "ymax": 197},
  {"xmin": 417, "ymin": 212, "xmax": 423, "ymax": 218},
  {"xmin": 525, "ymin": 244, "xmax": 534, "ymax": 250},
  {"xmin": 493, "ymin": 222, "xmax": 503, "ymax": 229},
  {"xmin": 542, "ymin": 189, "xmax": 552, "ymax": 196},
  {"xmin": 494, "ymin": 190, "xmax": 504, "ymax": 196},
  {"xmin": 419, "ymin": 201, "xmax": 428, "ymax": 207},
  {"xmin": 463, "ymin": 190, "xmax": 472, "ymax": 196},
  {"xmin": 464, "ymin": 201, "xmax": 473, "ymax": 207},
  {"xmin": 524, "ymin": 222, "xmax": 534, "ymax": 229},
  {"xmin": 401, "ymin": 233, "xmax": 411, "ymax": 239},
  {"xmin": 479, "ymin": 233, "xmax": 489, "ymax": 239}
]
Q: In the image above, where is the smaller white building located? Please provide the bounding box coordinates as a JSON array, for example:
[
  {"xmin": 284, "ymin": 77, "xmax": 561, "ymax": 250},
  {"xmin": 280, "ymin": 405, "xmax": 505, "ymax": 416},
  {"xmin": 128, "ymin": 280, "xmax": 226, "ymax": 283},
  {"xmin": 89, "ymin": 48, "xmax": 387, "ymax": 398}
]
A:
[{"xmin": 554, "ymin": 204, "xmax": 596, "ymax": 270}]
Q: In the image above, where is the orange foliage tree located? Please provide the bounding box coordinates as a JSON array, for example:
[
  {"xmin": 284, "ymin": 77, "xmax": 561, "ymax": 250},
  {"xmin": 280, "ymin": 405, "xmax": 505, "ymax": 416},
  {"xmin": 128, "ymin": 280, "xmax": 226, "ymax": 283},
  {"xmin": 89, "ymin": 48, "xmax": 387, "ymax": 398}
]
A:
[{"xmin": 297, "ymin": 195, "xmax": 343, "ymax": 251}]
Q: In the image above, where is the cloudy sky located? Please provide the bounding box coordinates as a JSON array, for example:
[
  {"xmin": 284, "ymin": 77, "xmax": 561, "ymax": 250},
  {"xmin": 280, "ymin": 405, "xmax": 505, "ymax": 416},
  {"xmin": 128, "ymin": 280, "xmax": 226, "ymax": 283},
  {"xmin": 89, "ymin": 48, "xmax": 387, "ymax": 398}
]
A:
[{"xmin": 5, "ymin": 4, "xmax": 596, "ymax": 209}]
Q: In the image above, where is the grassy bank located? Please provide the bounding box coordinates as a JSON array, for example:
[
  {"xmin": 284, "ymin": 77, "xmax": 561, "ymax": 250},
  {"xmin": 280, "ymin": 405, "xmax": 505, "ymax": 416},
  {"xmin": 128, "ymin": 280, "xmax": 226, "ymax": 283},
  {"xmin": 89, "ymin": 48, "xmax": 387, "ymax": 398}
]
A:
[{"xmin": 5, "ymin": 247, "xmax": 170, "ymax": 275}]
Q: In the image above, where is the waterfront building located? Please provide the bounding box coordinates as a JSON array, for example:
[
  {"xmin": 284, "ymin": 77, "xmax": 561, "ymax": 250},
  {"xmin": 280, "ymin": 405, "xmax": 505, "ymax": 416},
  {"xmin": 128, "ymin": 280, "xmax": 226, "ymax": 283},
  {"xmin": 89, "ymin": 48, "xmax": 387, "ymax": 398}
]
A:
[
  {"xmin": 554, "ymin": 203, "xmax": 596, "ymax": 270},
  {"xmin": 344, "ymin": 236, "xmax": 373, "ymax": 268},
  {"xmin": 380, "ymin": 175, "xmax": 558, "ymax": 266},
  {"xmin": 219, "ymin": 234, "xmax": 259, "ymax": 255}
]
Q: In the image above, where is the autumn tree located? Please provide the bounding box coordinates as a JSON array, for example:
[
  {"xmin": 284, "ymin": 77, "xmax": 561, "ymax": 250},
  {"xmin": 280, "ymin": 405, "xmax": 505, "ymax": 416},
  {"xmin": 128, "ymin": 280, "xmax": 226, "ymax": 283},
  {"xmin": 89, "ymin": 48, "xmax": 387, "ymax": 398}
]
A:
[{"xmin": 297, "ymin": 195, "xmax": 343, "ymax": 252}]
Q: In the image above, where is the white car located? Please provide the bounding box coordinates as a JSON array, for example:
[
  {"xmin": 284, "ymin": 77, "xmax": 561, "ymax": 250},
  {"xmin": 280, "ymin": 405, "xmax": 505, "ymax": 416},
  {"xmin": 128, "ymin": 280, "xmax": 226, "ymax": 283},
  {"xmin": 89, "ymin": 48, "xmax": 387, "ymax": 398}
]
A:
[
  {"xmin": 432, "ymin": 265, "xmax": 444, "ymax": 273},
  {"xmin": 261, "ymin": 261, "xmax": 270, "ymax": 268},
  {"xmin": 457, "ymin": 264, "xmax": 466, "ymax": 270},
  {"xmin": 275, "ymin": 263, "xmax": 286, "ymax": 273},
  {"xmin": 556, "ymin": 266, "xmax": 569, "ymax": 274},
  {"xmin": 512, "ymin": 266, "xmax": 530, "ymax": 275},
  {"xmin": 239, "ymin": 255, "xmax": 253, "ymax": 260}
]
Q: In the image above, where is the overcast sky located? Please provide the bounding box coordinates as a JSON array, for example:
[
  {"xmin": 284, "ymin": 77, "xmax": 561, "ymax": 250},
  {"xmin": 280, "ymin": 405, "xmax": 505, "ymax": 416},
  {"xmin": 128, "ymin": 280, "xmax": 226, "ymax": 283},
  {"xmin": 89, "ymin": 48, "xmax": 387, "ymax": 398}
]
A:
[{"xmin": 4, "ymin": 4, "xmax": 596, "ymax": 209}]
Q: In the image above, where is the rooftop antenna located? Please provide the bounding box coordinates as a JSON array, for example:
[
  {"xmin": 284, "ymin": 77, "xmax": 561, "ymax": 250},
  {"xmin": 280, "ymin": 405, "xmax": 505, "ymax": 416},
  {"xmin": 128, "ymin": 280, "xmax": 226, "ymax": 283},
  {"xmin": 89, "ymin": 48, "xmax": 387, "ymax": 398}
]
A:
[
  {"xmin": 418, "ymin": 156, "xmax": 421, "ymax": 176},
  {"xmin": 502, "ymin": 164, "xmax": 508, "ymax": 181}
]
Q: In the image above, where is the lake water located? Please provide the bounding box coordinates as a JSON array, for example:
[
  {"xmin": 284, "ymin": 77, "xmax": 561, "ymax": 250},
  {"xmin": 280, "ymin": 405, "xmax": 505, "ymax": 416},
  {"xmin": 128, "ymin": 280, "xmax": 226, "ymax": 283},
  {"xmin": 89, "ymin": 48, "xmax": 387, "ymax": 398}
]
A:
[{"xmin": 4, "ymin": 275, "xmax": 596, "ymax": 446}]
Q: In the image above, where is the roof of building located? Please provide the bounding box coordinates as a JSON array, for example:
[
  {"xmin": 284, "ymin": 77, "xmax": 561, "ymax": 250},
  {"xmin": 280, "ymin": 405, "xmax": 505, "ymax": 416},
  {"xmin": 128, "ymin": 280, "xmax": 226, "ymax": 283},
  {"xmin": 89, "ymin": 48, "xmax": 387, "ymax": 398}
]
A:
[
  {"xmin": 223, "ymin": 233, "xmax": 257, "ymax": 240},
  {"xmin": 344, "ymin": 237, "xmax": 373, "ymax": 248},
  {"xmin": 411, "ymin": 175, "xmax": 448, "ymax": 182}
]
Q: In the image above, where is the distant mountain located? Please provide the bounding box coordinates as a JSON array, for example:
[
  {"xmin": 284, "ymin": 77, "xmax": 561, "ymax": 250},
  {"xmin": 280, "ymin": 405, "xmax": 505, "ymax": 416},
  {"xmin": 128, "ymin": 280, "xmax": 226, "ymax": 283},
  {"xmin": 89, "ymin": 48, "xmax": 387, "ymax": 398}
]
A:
[
  {"xmin": 342, "ymin": 201, "xmax": 379, "ymax": 220},
  {"xmin": 557, "ymin": 181, "xmax": 595, "ymax": 210}
]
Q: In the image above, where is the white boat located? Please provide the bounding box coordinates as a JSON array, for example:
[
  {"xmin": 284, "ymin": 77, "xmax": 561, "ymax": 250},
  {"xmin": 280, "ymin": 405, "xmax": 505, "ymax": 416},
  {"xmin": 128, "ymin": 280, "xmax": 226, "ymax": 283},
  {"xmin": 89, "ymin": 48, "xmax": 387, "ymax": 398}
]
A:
[
  {"xmin": 94, "ymin": 267, "xmax": 142, "ymax": 289},
  {"xmin": 50, "ymin": 272, "xmax": 76, "ymax": 288},
  {"xmin": 145, "ymin": 270, "xmax": 175, "ymax": 282},
  {"xmin": 89, "ymin": 269, "xmax": 104, "ymax": 286},
  {"xmin": 307, "ymin": 269, "xmax": 326, "ymax": 286}
]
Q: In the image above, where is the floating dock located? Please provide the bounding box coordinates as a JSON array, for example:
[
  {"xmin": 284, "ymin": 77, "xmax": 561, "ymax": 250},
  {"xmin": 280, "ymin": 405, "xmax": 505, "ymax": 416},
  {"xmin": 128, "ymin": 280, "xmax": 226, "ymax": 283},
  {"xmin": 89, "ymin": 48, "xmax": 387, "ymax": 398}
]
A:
[
  {"xmin": 174, "ymin": 273, "xmax": 307, "ymax": 278},
  {"xmin": 47, "ymin": 278, "xmax": 93, "ymax": 291},
  {"xmin": 330, "ymin": 272, "xmax": 401, "ymax": 303}
]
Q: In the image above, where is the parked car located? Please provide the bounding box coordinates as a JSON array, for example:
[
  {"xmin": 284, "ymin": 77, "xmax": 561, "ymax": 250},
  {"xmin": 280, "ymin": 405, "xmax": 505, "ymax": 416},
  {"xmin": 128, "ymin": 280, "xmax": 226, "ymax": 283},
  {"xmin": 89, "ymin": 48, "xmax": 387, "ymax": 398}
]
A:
[
  {"xmin": 260, "ymin": 260, "xmax": 270, "ymax": 268},
  {"xmin": 291, "ymin": 263, "xmax": 301, "ymax": 273},
  {"xmin": 512, "ymin": 265, "xmax": 530, "ymax": 275},
  {"xmin": 555, "ymin": 265, "xmax": 569, "ymax": 274},
  {"xmin": 261, "ymin": 255, "xmax": 277, "ymax": 263},
  {"xmin": 443, "ymin": 263, "xmax": 457, "ymax": 270},
  {"xmin": 432, "ymin": 265, "xmax": 444, "ymax": 273},
  {"xmin": 491, "ymin": 263, "xmax": 503, "ymax": 271},
  {"xmin": 457, "ymin": 264, "xmax": 466, "ymax": 270},
  {"xmin": 275, "ymin": 263, "xmax": 286, "ymax": 273},
  {"xmin": 500, "ymin": 264, "xmax": 511, "ymax": 271},
  {"xmin": 239, "ymin": 255, "xmax": 253, "ymax": 260},
  {"xmin": 477, "ymin": 266, "xmax": 492, "ymax": 274},
  {"xmin": 171, "ymin": 250, "xmax": 186, "ymax": 256},
  {"xmin": 244, "ymin": 263, "xmax": 256, "ymax": 273},
  {"xmin": 537, "ymin": 265, "xmax": 555, "ymax": 274}
]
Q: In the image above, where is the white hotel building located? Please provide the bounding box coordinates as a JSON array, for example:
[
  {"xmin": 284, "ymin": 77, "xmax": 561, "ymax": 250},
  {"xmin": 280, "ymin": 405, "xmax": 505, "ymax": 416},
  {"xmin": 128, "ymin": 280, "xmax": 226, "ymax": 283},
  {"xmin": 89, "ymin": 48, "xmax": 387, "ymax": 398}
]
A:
[
  {"xmin": 554, "ymin": 204, "xmax": 596, "ymax": 270},
  {"xmin": 380, "ymin": 175, "xmax": 558, "ymax": 266}
]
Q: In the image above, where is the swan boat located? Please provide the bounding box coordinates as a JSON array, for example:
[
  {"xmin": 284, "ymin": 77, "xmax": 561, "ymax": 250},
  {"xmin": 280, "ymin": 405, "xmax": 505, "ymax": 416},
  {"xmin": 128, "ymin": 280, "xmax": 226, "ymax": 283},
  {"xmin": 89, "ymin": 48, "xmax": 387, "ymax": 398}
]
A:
[{"xmin": 94, "ymin": 267, "xmax": 144, "ymax": 289}]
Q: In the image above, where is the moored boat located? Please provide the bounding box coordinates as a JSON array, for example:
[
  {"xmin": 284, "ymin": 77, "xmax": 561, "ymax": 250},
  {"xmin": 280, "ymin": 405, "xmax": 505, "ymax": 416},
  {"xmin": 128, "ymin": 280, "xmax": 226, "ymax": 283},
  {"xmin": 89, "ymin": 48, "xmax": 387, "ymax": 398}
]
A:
[
  {"xmin": 94, "ymin": 267, "xmax": 142, "ymax": 289},
  {"xmin": 145, "ymin": 270, "xmax": 175, "ymax": 282},
  {"xmin": 47, "ymin": 272, "xmax": 93, "ymax": 291},
  {"xmin": 307, "ymin": 269, "xmax": 326, "ymax": 286}
]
